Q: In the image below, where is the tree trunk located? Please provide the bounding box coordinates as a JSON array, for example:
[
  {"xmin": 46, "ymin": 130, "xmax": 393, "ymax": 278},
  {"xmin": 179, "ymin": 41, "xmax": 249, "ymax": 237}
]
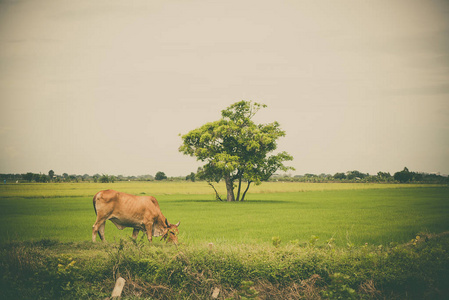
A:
[
  {"xmin": 236, "ymin": 174, "xmax": 243, "ymax": 201},
  {"xmin": 224, "ymin": 174, "xmax": 235, "ymax": 202},
  {"xmin": 241, "ymin": 181, "xmax": 252, "ymax": 201}
]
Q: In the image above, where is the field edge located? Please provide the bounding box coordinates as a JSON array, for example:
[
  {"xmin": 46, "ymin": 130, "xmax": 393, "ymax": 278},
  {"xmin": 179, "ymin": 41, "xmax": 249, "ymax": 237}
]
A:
[{"xmin": 1, "ymin": 231, "xmax": 448, "ymax": 299}]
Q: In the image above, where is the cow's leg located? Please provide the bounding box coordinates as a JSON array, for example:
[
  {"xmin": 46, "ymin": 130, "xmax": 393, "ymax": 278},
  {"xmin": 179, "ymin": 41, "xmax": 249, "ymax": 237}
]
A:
[
  {"xmin": 144, "ymin": 222, "xmax": 153, "ymax": 243},
  {"xmin": 92, "ymin": 217, "xmax": 107, "ymax": 242},
  {"xmin": 132, "ymin": 228, "xmax": 140, "ymax": 239},
  {"xmin": 98, "ymin": 223, "xmax": 106, "ymax": 241}
]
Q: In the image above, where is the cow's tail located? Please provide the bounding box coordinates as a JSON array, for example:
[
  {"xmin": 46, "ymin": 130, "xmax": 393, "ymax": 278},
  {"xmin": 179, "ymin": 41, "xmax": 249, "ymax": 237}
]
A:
[{"xmin": 93, "ymin": 191, "xmax": 101, "ymax": 216}]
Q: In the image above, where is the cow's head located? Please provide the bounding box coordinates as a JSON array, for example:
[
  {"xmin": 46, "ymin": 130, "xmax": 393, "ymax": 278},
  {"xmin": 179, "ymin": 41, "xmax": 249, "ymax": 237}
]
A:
[{"xmin": 161, "ymin": 219, "xmax": 180, "ymax": 245}]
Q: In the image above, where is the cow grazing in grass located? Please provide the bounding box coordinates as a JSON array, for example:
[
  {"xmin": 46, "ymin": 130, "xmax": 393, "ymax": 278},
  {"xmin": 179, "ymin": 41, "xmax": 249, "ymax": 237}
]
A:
[{"xmin": 92, "ymin": 190, "xmax": 180, "ymax": 244}]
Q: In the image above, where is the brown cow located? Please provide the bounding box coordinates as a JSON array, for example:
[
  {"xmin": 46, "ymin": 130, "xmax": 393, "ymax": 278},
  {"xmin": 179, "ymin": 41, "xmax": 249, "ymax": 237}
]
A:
[{"xmin": 92, "ymin": 190, "xmax": 180, "ymax": 244}]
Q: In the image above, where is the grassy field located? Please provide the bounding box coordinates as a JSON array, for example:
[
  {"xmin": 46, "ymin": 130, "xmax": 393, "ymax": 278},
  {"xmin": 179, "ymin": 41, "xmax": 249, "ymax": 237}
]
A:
[
  {"xmin": 0, "ymin": 181, "xmax": 440, "ymax": 198},
  {"xmin": 0, "ymin": 182, "xmax": 448, "ymax": 299},
  {"xmin": 0, "ymin": 182, "xmax": 447, "ymax": 246}
]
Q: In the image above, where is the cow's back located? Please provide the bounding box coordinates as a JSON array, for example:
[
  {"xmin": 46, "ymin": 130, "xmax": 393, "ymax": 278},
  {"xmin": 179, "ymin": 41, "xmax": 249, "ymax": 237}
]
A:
[{"xmin": 93, "ymin": 190, "xmax": 161, "ymax": 220}]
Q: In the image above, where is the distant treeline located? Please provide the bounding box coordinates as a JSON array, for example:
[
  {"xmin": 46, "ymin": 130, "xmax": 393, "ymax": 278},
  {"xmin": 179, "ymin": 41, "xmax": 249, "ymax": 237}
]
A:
[
  {"xmin": 0, "ymin": 167, "xmax": 447, "ymax": 184},
  {"xmin": 0, "ymin": 172, "xmax": 156, "ymax": 183},
  {"xmin": 271, "ymin": 167, "xmax": 448, "ymax": 184},
  {"xmin": 0, "ymin": 171, "xmax": 192, "ymax": 184}
]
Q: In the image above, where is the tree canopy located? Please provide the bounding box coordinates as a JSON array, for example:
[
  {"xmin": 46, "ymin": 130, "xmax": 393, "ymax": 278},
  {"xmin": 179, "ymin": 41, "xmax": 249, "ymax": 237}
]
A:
[
  {"xmin": 179, "ymin": 100, "xmax": 294, "ymax": 201},
  {"xmin": 155, "ymin": 171, "xmax": 168, "ymax": 181}
]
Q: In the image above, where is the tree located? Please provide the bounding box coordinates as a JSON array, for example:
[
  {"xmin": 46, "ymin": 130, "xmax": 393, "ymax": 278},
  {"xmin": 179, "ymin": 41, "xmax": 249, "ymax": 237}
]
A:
[
  {"xmin": 186, "ymin": 172, "xmax": 196, "ymax": 182},
  {"xmin": 394, "ymin": 167, "xmax": 413, "ymax": 183},
  {"xmin": 333, "ymin": 172, "xmax": 346, "ymax": 180},
  {"xmin": 179, "ymin": 100, "xmax": 294, "ymax": 201},
  {"xmin": 155, "ymin": 171, "xmax": 167, "ymax": 181},
  {"xmin": 346, "ymin": 170, "xmax": 367, "ymax": 180},
  {"xmin": 98, "ymin": 174, "xmax": 115, "ymax": 183},
  {"xmin": 36, "ymin": 173, "xmax": 49, "ymax": 182},
  {"xmin": 377, "ymin": 171, "xmax": 391, "ymax": 182},
  {"xmin": 48, "ymin": 170, "xmax": 55, "ymax": 181},
  {"xmin": 23, "ymin": 172, "xmax": 34, "ymax": 182},
  {"xmin": 93, "ymin": 174, "xmax": 100, "ymax": 183}
]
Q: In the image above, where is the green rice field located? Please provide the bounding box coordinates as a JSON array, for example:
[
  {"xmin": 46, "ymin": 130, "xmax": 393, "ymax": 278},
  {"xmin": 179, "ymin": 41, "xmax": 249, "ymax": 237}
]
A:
[
  {"xmin": 1, "ymin": 182, "xmax": 448, "ymax": 299},
  {"xmin": 0, "ymin": 182, "xmax": 447, "ymax": 247}
]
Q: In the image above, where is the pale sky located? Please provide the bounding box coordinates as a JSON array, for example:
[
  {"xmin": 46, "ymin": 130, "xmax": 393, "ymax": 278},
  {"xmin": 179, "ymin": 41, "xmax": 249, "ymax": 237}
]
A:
[{"xmin": 1, "ymin": 0, "xmax": 448, "ymax": 177}]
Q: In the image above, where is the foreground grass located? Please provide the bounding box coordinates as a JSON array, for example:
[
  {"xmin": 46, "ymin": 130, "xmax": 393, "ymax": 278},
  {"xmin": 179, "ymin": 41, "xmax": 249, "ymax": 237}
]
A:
[{"xmin": 1, "ymin": 232, "xmax": 448, "ymax": 299}]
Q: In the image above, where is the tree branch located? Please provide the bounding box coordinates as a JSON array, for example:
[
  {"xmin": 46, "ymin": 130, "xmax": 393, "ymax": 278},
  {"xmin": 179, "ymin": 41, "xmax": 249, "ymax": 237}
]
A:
[{"xmin": 207, "ymin": 181, "xmax": 223, "ymax": 201}]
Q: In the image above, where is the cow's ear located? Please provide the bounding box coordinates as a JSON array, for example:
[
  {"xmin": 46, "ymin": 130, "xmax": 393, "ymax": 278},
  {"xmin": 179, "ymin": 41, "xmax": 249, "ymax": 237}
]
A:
[
  {"xmin": 175, "ymin": 221, "xmax": 180, "ymax": 227},
  {"xmin": 165, "ymin": 218, "xmax": 170, "ymax": 227}
]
